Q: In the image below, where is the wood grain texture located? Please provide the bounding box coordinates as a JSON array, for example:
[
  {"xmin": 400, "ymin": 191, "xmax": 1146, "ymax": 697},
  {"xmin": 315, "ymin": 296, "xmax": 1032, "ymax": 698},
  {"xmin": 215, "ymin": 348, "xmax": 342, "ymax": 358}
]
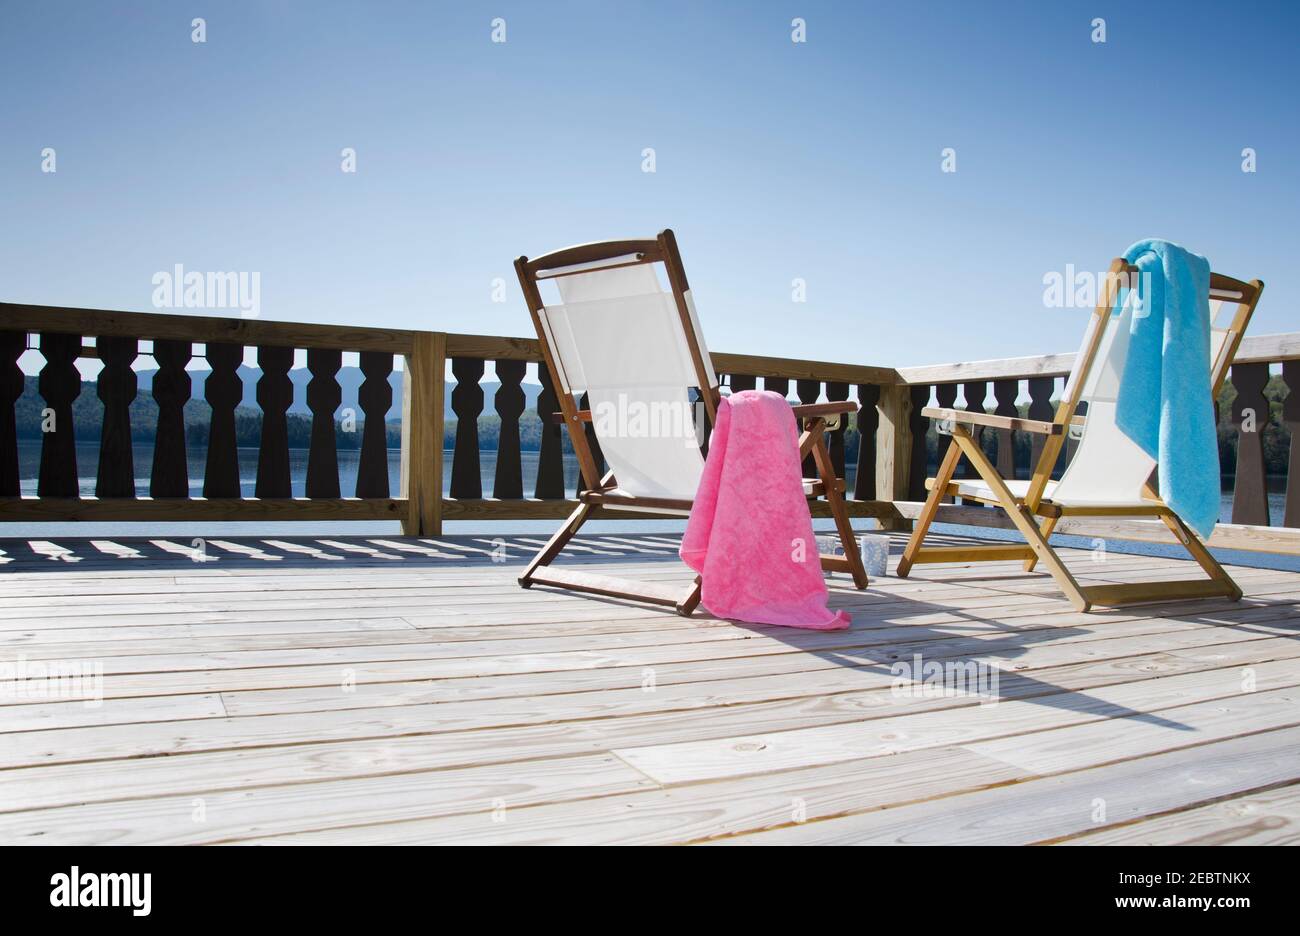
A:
[
  {"xmin": 0, "ymin": 531, "xmax": 1297, "ymax": 845},
  {"xmin": 0, "ymin": 302, "xmax": 416, "ymax": 354},
  {"xmin": 399, "ymin": 332, "xmax": 445, "ymax": 535}
]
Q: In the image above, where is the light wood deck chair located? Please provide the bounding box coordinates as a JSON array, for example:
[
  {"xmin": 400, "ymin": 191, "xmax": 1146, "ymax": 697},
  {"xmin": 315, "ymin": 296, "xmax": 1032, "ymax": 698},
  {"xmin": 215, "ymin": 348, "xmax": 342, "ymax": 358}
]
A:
[
  {"xmin": 897, "ymin": 258, "xmax": 1263, "ymax": 612},
  {"xmin": 514, "ymin": 229, "xmax": 868, "ymax": 615}
]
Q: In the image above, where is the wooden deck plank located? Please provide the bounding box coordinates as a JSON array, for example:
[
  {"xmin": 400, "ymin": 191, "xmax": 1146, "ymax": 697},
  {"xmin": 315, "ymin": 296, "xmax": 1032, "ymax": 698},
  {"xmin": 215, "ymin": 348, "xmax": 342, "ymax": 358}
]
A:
[
  {"xmin": 1058, "ymin": 781, "xmax": 1300, "ymax": 846},
  {"xmin": 2, "ymin": 635, "xmax": 1295, "ymax": 813},
  {"xmin": 611, "ymin": 659, "xmax": 1300, "ymax": 785},
  {"xmin": 232, "ymin": 746, "xmax": 1031, "ymax": 846},
  {"xmin": 706, "ymin": 726, "xmax": 1300, "ymax": 845},
  {"xmin": 0, "ymin": 753, "xmax": 657, "ymax": 846},
  {"xmin": 4, "ymin": 585, "xmax": 1295, "ymax": 705},
  {"xmin": 1, "ymin": 531, "xmax": 1297, "ymax": 846}
]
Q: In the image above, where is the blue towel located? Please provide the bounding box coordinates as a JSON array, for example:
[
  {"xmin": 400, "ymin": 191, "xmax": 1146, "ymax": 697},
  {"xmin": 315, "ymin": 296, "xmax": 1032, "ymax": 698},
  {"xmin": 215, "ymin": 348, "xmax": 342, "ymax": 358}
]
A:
[{"xmin": 1114, "ymin": 239, "xmax": 1219, "ymax": 538}]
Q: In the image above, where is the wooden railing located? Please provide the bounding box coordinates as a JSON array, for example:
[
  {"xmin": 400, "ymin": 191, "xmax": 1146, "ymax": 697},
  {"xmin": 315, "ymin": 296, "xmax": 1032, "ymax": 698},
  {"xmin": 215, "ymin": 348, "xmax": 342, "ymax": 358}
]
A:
[
  {"xmin": 0, "ymin": 304, "xmax": 898, "ymax": 535},
  {"xmin": 436, "ymin": 334, "xmax": 899, "ymax": 528},
  {"xmin": 894, "ymin": 332, "xmax": 1300, "ymax": 554},
  {"xmin": 1, "ymin": 302, "xmax": 1297, "ymax": 554}
]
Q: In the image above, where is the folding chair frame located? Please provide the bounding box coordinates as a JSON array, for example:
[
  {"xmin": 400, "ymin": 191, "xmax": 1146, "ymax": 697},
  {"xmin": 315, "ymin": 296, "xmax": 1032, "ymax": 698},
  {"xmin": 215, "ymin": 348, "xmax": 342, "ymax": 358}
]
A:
[
  {"xmin": 897, "ymin": 257, "xmax": 1264, "ymax": 612},
  {"xmin": 514, "ymin": 229, "xmax": 868, "ymax": 615}
]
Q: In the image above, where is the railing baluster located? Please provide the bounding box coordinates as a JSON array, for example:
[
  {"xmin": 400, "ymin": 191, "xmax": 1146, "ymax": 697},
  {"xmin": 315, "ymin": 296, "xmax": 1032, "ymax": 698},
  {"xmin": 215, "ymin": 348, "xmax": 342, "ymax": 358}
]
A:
[
  {"xmin": 0, "ymin": 331, "xmax": 26, "ymax": 496},
  {"xmin": 95, "ymin": 335, "xmax": 138, "ymax": 498},
  {"xmin": 255, "ymin": 346, "xmax": 294, "ymax": 499},
  {"xmin": 934, "ymin": 384, "xmax": 958, "ymax": 502},
  {"xmin": 908, "ymin": 385, "xmax": 930, "ymax": 500},
  {"xmin": 854, "ymin": 384, "xmax": 880, "ymax": 500},
  {"xmin": 203, "ymin": 342, "xmax": 243, "ymax": 498},
  {"xmin": 492, "ymin": 358, "xmax": 526, "ymax": 499},
  {"xmin": 1067, "ymin": 400, "xmax": 1088, "ymax": 467},
  {"xmin": 1026, "ymin": 376, "xmax": 1055, "ymax": 475},
  {"xmin": 37, "ymin": 332, "xmax": 81, "ymax": 498},
  {"xmin": 449, "ymin": 357, "xmax": 484, "ymax": 499},
  {"xmin": 763, "ymin": 377, "xmax": 789, "ymax": 400},
  {"xmin": 580, "ymin": 390, "xmax": 606, "ymax": 475},
  {"xmin": 356, "ymin": 350, "xmax": 393, "ymax": 498},
  {"xmin": 150, "ymin": 339, "xmax": 191, "ymax": 498},
  {"xmin": 305, "ymin": 348, "xmax": 343, "ymax": 499},
  {"xmin": 797, "ymin": 379, "xmax": 820, "ymax": 478},
  {"xmin": 534, "ymin": 364, "xmax": 565, "ymax": 498},
  {"xmin": 992, "ymin": 379, "xmax": 1019, "ymax": 481},
  {"xmin": 729, "ymin": 375, "xmax": 757, "ymax": 394},
  {"xmin": 826, "ymin": 381, "xmax": 849, "ymax": 478},
  {"xmin": 1229, "ymin": 362, "xmax": 1271, "ymax": 525},
  {"xmin": 961, "ymin": 381, "xmax": 988, "ymax": 506},
  {"xmin": 1284, "ymin": 360, "xmax": 1299, "ymax": 528}
]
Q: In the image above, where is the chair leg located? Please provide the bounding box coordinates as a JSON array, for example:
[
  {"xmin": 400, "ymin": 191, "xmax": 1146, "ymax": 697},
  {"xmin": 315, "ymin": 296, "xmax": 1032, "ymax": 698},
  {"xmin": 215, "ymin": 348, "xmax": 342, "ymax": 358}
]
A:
[
  {"xmin": 951, "ymin": 428, "xmax": 1090, "ymax": 612},
  {"xmin": 1161, "ymin": 511, "xmax": 1242, "ymax": 600},
  {"xmin": 896, "ymin": 438, "xmax": 963, "ymax": 578},
  {"xmin": 810, "ymin": 433, "xmax": 868, "ymax": 589},
  {"xmin": 519, "ymin": 499, "xmax": 592, "ymax": 587},
  {"xmin": 676, "ymin": 576, "xmax": 703, "ymax": 616},
  {"xmin": 1023, "ymin": 515, "xmax": 1058, "ymax": 572}
]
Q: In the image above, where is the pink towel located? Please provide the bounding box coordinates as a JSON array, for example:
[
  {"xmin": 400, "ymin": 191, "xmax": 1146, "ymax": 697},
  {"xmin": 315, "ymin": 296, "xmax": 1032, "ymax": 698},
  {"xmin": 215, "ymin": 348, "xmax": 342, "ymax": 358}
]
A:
[{"xmin": 680, "ymin": 390, "xmax": 850, "ymax": 630}]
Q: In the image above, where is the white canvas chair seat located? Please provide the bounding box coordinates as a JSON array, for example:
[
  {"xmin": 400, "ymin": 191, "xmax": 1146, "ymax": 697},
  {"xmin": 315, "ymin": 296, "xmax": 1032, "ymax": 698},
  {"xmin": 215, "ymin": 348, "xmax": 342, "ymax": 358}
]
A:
[
  {"xmin": 898, "ymin": 255, "xmax": 1264, "ymax": 614},
  {"xmin": 540, "ymin": 260, "xmax": 710, "ymax": 503}
]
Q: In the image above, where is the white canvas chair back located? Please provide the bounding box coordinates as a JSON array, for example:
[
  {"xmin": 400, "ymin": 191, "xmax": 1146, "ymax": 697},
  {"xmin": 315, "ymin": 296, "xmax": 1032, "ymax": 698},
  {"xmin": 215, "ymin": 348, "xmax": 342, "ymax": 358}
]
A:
[
  {"xmin": 536, "ymin": 256, "xmax": 716, "ymax": 501},
  {"xmin": 1051, "ymin": 287, "xmax": 1234, "ymax": 506}
]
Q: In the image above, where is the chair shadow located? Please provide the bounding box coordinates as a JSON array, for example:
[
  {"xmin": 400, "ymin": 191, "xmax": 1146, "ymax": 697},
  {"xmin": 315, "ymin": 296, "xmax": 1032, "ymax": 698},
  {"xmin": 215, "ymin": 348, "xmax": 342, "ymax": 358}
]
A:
[{"xmin": 723, "ymin": 570, "xmax": 1300, "ymax": 732}]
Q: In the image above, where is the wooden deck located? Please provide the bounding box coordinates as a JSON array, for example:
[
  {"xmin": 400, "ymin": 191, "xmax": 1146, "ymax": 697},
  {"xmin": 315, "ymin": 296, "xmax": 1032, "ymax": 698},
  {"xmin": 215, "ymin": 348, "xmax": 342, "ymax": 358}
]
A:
[{"xmin": 1, "ymin": 530, "xmax": 1298, "ymax": 846}]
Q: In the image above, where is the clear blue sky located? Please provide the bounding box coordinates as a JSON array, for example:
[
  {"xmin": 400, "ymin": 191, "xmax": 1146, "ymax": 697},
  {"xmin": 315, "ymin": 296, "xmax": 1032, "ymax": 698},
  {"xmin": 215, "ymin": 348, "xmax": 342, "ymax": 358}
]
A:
[{"xmin": 2, "ymin": 0, "xmax": 1296, "ymax": 373}]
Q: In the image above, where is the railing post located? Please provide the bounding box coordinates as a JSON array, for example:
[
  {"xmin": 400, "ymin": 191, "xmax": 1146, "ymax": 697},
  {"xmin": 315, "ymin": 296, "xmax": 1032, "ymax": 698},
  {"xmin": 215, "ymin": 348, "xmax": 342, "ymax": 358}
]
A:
[
  {"xmin": 1284, "ymin": 360, "xmax": 1299, "ymax": 528},
  {"xmin": 401, "ymin": 331, "xmax": 446, "ymax": 536},
  {"xmin": 875, "ymin": 381, "xmax": 913, "ymax": 530}
]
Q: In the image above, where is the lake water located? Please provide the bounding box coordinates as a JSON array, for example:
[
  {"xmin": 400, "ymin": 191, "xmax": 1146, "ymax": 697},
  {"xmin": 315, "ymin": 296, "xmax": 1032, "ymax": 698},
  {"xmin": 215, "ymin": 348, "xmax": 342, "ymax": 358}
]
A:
[{"xmin": 2, "ymin": 441, "xmax": 1291, "ymax": 570}]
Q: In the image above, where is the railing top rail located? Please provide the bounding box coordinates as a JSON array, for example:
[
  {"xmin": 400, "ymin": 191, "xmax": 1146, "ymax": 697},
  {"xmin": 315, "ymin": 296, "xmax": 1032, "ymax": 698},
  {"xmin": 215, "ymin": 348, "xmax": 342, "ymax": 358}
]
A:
[
  {"xmin": 896, "ymin": 331, "xmax": 1300, "ymax": 386},
  {"xmin": 1, "ymin": 306, "xmax": 900, "ymax": 384},
  {"xmin": 445, "ymin": 332, "xmax": 899, "ymax": 385},
  {"xmin": 7, "ymin": 302, "xmax": 1293, "ymax": 389},
  {"xmin": 0, "ymin": 302, "xmax": 417, "ymax": 354}
]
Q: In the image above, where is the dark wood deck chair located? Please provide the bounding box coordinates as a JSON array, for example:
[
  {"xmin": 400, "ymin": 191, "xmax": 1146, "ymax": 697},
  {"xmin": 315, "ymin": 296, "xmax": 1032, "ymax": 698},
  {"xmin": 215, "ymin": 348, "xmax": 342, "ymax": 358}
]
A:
[
  {"xmin": 897, "ymin": 258, "xmax": 1263, "ymax": 612},
  {"xmin": 514, "ymin": 229, "xmax": 868, "ymax": 615}
]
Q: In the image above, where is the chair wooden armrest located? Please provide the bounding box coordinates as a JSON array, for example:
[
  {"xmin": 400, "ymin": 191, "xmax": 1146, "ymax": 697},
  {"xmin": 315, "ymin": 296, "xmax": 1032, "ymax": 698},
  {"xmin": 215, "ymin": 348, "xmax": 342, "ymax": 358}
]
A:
[
  {"xmin": 557, "ymin": 401, "xmax": 857, "ymax": 425},
  {"xmin": 790, "ymin": 401, "xmax": 857, "ymax": 419},
  {"xmin": 921, "ymin": 406, "xmax": 1062, "ymax": 435}
]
